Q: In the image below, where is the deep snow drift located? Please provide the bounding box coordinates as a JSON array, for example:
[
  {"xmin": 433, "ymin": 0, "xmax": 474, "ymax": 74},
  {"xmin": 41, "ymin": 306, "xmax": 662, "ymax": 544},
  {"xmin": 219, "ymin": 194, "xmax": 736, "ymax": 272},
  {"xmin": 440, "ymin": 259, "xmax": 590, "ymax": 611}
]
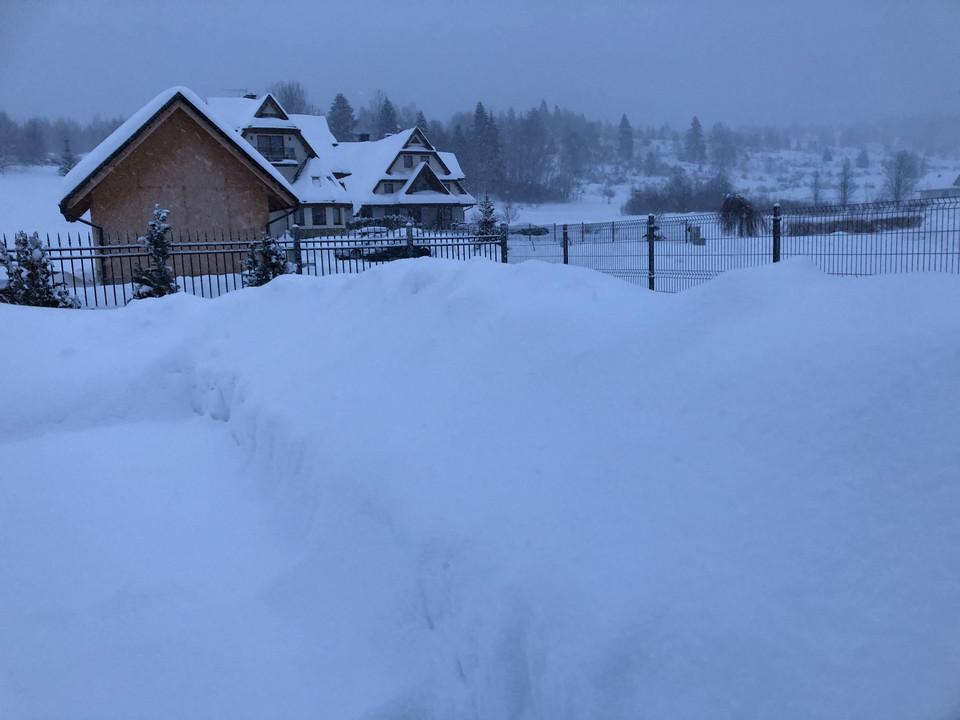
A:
[{"xmin": 1, "ymin": 258, "xmax": 958, "ymax": 720}]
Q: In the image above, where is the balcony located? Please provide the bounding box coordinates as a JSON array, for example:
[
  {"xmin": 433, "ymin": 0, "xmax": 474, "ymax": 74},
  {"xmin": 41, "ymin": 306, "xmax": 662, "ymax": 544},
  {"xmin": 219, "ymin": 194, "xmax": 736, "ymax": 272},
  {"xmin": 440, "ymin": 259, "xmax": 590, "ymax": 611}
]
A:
[{"xmin": 259, "ymin": 146, "xmax": 297, "ymax": 163}]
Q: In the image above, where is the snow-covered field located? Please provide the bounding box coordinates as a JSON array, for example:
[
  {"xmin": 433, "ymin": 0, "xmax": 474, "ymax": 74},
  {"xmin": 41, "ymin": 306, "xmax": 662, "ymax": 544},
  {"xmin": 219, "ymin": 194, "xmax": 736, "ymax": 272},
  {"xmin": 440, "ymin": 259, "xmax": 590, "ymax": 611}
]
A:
[{"xmin": 2, "ymin": 257, "xmax": 959, "ymax": 720}]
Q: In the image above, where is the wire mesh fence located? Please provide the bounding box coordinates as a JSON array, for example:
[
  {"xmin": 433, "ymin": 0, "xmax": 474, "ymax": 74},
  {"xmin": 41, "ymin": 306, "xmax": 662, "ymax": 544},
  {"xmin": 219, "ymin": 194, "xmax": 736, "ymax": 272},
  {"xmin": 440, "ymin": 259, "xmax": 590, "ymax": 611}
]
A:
[
  {"xmin": 0, "ymin": 227, "xmax": 504, "ymax": 308},
  {"xmin": 506, "ymin": 197, "xmax": 960, "ymax": 292}
]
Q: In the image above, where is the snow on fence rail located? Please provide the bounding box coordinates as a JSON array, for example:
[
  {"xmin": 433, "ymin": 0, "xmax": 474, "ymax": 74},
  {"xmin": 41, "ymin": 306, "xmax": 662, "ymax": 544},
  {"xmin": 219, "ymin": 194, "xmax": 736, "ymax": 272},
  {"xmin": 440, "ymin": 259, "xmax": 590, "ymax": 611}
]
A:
[
  {"xmin": 4, "ymin": 198, "xmax": 959, "ymax": 307},
  {"xmin": 506, "ymin": 197, "xmax": 960, "ymax": 292},
  {"xmin": 0, "ymin": 228, "xmax": 505, "ymax": 308}
]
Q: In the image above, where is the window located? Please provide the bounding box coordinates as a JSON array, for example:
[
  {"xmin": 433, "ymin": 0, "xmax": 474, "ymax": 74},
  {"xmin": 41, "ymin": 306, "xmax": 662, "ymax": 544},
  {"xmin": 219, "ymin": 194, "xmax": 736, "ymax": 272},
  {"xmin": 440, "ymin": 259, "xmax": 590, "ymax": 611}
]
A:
[
  {"xmin": 420, "ymin": 155, "xmax": 430, "ymax": 166},
  {"xmin": 257, "ymin": 135, "xmax": 285, "ymax": 162},
  {"xmin": 332, "ymin": 207, "xmax": 342, "ymax": 225},
  {"xmin": 294, "ymin": 208, "xmax": 305, "ymax": 226},
  {"xmin": 311, "ymin": 207, "xmax": 326, "ymax": 226},
  {"xmin": 382, "ymin": 182, "xmax": 394, "ymax": 194},
  {"xmin": 403, "ymin": 155, "xmax": 413, "ymax": 169}
]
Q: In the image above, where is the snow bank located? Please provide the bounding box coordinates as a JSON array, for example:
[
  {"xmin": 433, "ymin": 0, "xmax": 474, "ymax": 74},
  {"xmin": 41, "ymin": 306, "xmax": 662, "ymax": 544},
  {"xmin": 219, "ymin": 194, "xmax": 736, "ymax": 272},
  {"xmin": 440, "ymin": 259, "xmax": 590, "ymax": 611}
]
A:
[{"xmin": 1, "ymin": 258, "xmax": 958, "ymax": 720}]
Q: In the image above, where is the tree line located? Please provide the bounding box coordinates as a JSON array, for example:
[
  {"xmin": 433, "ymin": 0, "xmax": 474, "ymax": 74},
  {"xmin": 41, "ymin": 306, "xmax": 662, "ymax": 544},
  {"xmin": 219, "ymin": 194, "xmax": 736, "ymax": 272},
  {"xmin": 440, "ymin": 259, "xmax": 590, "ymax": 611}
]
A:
[{"xmin": 5, "ymin": 80, "xmax": 955, "ymax": 213}]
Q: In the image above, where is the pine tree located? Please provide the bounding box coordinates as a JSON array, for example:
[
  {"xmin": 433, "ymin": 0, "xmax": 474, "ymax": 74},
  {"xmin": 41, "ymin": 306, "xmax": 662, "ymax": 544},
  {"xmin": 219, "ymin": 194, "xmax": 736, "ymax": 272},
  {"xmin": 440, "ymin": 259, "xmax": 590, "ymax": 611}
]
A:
[
  {"xmin": 241, "ymin": 233, "xmax": 290, "ymax": 287},
  {"xmin": 57, "ymin": 137, "xmax": 78, "ymax": 176},
  {"xmin": 415, "ymin": 111, "xmax": 428, "ymax": 132},
  {"xmin": 132, "ymin": 205, "xmax": 179, "ymax": 300},
  {"xmin": 856, "ymin": 147, "xmax": 870, "ymax": 169},
  {"xmin": 0, "ymin": 231, "xmax": 79, "ymax": 308},
  {"xmin": 683, "ymin": 116, "xmax": 706, "ymax": 164},
  {"xmin": 475, "ymin": 193, "xmax": 498, "ymax": 236},
  {"xmin": 375, "ymin": 97, "xmax": 398, "ymax": 139},
  {"xmin": 617, "ymin": 114, "xmax": 634, "ymax": 164},
  {"xmin": 327, "ymin": 93, "xmax": 357, "ymax": 142}
]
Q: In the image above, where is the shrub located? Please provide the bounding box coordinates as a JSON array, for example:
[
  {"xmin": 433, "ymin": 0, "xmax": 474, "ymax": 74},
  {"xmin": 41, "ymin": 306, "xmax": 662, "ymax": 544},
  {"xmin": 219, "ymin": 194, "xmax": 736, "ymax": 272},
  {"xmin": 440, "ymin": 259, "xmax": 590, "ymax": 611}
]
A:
[
  {"xmin": 720, "ymin": 193, "xmax": 765, "ymax": 237},
  {"xmin": 132, "ymin": 205, "xmax": 179, "ymax": 300},
  {"xmin": 0, "ymin": 231, "xmax": 80, "ymax": 308},
  {"xmin": 242, "ymin": 233, "xmax": 291, "ymax": 287}
]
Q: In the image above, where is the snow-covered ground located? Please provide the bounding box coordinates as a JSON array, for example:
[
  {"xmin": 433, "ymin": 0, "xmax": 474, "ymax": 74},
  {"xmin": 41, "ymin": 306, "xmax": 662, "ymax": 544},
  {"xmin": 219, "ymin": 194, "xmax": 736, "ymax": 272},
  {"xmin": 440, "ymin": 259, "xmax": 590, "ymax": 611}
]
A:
[{"xmin": 2, "ymin": 257, "xmax": 958, "ymax": 720}]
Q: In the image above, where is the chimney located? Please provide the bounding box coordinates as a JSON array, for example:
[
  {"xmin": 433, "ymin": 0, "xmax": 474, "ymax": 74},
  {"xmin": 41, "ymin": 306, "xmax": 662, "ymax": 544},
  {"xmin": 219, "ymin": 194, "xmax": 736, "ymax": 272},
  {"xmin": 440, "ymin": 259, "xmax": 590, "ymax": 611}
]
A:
[{"xmin": 358, "ymin": 133, "xmax": 370, "ymax": 142}]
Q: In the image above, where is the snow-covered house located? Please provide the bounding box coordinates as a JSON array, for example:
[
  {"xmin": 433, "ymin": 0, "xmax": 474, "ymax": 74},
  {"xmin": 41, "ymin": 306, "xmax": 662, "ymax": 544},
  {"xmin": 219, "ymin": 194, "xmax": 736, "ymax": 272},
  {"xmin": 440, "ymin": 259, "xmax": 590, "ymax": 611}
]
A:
[
  {"xmin": 59, "ymin": 87, "xmax": 299, "ymax": 279},
  {"xmin": 205, "ymin": 94, "xmax": 352, "ymax": 235},
  {"xmin": 329, "ymin": 127, "xmax": 475, "ymax": 227}
]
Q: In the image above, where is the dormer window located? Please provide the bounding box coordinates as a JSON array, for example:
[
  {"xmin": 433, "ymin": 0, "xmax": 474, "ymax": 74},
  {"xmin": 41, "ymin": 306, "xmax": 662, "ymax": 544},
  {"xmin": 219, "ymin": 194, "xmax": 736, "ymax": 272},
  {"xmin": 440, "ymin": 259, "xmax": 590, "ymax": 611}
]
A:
[
  {"xmin": 420, "ymin": 155, "xmax": 430, "ymax": 166},
  {"xmin": 382, "ymin": 182, "xmax": 395, "ymax": 194},
  {"xmin": 403, "ymin": 155, "xmax": 413, "ymax": 169},
  {"xmin": 257, "ymin": 135, "xmax": 292, "ymax": 162}
]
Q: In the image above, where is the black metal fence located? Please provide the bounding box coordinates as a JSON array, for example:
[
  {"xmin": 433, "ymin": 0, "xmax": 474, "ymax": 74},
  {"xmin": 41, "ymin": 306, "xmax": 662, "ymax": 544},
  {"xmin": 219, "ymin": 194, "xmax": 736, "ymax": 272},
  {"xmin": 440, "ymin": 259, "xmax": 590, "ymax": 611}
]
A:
[
  {"xmin": 5, "ymin": 198, "xmax": 958, "ymax": 308},
  {"xmin": 0, "ymin": 227, "xmax": 505, "ymax": 308},
  {"xmin": 506, "ymin": 197, "xmax": 960, "ymax": 292}
]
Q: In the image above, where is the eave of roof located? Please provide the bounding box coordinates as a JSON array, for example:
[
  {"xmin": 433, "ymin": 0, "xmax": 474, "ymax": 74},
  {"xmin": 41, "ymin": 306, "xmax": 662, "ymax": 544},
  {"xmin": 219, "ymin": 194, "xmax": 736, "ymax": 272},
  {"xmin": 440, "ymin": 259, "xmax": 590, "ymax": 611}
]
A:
[{"xmin": 60, "ymin": 87, "xmax": 298, "ymax": 219}]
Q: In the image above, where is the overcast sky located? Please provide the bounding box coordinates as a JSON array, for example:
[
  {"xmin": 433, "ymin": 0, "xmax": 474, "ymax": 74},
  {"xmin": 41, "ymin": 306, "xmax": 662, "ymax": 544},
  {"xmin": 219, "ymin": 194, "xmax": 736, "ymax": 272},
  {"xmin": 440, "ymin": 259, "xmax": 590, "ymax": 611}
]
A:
[{"xmin": 2, "ymin": 0, "xmax": 958, "ymax": 129}]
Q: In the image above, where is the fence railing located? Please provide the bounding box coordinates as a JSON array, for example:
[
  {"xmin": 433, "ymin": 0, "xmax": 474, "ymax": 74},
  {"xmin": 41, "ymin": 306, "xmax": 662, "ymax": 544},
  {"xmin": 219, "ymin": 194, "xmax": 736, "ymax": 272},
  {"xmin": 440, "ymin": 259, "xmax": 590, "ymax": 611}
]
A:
[
  {"xmin": 0, "ymin": 227, "xmax": 505, "ymax": 308},
  {"xmin": 4, "ymin": 198, "xmax": 958, "ymax": 308},
  {"xmin": 506, "ymin": 197, "xmax": 960, "ymax": 292}
]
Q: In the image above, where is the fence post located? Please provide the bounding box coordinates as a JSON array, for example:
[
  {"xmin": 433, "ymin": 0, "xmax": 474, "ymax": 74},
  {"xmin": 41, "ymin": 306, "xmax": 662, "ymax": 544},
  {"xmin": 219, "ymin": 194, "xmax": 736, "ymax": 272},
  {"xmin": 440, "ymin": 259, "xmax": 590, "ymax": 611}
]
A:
[
  {"xmin": 293, "ymin": 225, "xmax": 303, "ymax": 274},
  {"xmin": 646, "ymin": 214, "xmax": 657, "ymax": 291},
  {"xmin": 406, "ymin": 222, "xmax": 415, "ymax": 258},
  {"xmin": 562, "ymin": 224, "xmax": 569, "ymax": 265},
  {"xmin": 499, "ymin": 223, "xmax": 508, "ymax": 264},
  {"xmin": 773, "ymin": 203, "xmax": 781, "ymax": 263}
]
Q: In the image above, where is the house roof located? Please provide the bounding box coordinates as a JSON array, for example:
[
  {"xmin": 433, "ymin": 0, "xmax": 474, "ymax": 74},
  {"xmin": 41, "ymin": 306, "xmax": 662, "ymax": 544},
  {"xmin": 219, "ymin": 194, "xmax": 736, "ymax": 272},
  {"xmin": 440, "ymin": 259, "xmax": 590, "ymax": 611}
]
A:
[
  {"xmin": 328, "ymin": 128, "xmax": 473, "ymax": 208},
  {"xmin": 60, "ymin": 86, "xmax": 297, "ymax": 219},
  {"xmin": 291, "ymin": 157, "xmax": 352, "ymax": 206}
]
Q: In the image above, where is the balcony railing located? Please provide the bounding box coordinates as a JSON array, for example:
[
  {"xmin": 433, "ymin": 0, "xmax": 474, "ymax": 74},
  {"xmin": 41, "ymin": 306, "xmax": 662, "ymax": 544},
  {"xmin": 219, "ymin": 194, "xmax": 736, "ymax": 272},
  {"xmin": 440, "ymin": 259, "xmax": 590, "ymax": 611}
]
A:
[{"xmin": 259, "ymin": 147, "xmax": 297, "ymax": 162}]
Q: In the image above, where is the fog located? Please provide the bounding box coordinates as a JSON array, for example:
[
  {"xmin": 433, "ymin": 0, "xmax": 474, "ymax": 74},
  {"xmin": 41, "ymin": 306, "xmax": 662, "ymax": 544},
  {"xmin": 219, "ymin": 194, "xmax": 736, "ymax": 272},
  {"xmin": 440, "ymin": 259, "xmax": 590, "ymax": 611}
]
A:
[{"xmin": 2, "ymin": 0, "xmax": 958, "ymax": 129}]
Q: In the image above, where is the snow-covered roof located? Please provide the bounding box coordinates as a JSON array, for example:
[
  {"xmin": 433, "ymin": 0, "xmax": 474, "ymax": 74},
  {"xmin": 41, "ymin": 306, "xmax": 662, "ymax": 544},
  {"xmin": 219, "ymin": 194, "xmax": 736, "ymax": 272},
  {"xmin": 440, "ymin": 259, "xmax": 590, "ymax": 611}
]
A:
[
  {"xmin": 328, "ymin": 129, "xmax": 473, "ymax": 208},
  {"xmin": 290, "ymin": 157, "xmax": 352, "ymax": 207},
  {"xmin": 60, "ymin": 86, "xmax": 296, "ymax": 215}
]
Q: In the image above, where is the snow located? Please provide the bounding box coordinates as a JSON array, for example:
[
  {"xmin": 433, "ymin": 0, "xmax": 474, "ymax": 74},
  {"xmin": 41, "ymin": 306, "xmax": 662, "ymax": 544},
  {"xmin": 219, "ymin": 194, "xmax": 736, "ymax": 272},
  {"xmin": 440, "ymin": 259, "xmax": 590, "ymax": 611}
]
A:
[{"xmin": 1, "ymin": 257, "xmax": 958, "ymax": 720}]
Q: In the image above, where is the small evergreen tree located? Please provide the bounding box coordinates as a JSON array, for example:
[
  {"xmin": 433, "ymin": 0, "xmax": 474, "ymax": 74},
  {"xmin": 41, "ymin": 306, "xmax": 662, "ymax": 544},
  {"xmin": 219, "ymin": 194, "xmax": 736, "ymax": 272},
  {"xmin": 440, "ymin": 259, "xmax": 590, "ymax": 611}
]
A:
[
  {"xmin": 476, "ymin": 193, "xmax": 498, "ymax": 236},
  {"xmin": 0, "ymin": 231, "xmax": 79, "ymax": 308},
  {"xmin": 855, "ymin": 147, "xmax": 870, "ymax": 169},
  {"xmin": 57, "ymin": 137, "xmax": 78, "ymax": 176},
  {"xmin": 241, "ymin": 233, "xmax": 290, "ymax": 287},
  {"xmin": 131, "ymin": 205, "xmax": 179, "ymax": 299}
]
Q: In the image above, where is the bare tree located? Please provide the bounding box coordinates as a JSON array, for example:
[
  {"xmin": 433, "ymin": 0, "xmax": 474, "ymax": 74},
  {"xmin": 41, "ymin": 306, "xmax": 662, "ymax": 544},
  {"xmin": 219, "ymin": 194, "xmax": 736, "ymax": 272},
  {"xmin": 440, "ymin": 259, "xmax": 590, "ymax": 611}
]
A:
[
  {"xmin": 268, "ymin": 81, "xmax": 317, "ymax": 115},
  {"xmin": 882, "ymin": 150, "xmax": 920, "ymax": 202},
  {"xmin": 837, "ymin": 158, "xmax": 856, "ymax": 205},
  {"xmin": 811, "ymin": 169, "xmax": 823, "ymax": 205}
]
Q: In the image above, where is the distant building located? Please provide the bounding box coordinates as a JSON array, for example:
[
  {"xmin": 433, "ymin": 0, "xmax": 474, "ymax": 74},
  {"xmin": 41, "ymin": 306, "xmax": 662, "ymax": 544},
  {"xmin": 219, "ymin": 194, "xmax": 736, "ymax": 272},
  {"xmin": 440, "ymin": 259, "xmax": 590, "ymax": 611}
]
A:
[{"xmin": 919, "ymin": 174, "xmax": 960, "ymax": 199}]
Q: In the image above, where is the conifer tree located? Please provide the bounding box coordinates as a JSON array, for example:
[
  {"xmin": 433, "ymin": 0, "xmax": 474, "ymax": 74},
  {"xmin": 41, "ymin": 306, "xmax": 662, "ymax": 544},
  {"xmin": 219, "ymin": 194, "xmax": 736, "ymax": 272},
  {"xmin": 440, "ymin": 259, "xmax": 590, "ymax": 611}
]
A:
[
  {"xmin": 57, "ymin": 137, "xmax": 78, "ymax": 176},
  {"xmin": 617, "ymin": 114, "xmax": 634, "ymax": 163},
  {"xmin": 327, "ymin": 93, "xmax": 357, "ymax": 142},
  {"xmin": 476, "ymin": 193, "xmax": 498, "ymax": 236},
  {"xmin": 132, "ymin": 205, "xmax": 179, "ymax": 300},
  {"xmin": 415, "ymin": 111, "xmax": 428, "ymax": 132},
  {"xmin": 683, "ymin": 116, "xmax": 707, "ymax": 164},
  {"xmin": 0, "ymin": 231, "xmax": 79, "ymax": 308},
  {"xmin": 375, "ymin": 97, "xmax": 399, "ymax": 139},
  {"xmin": 241, "ymin": 233, "xmax": 290, "ymax": 287}
]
